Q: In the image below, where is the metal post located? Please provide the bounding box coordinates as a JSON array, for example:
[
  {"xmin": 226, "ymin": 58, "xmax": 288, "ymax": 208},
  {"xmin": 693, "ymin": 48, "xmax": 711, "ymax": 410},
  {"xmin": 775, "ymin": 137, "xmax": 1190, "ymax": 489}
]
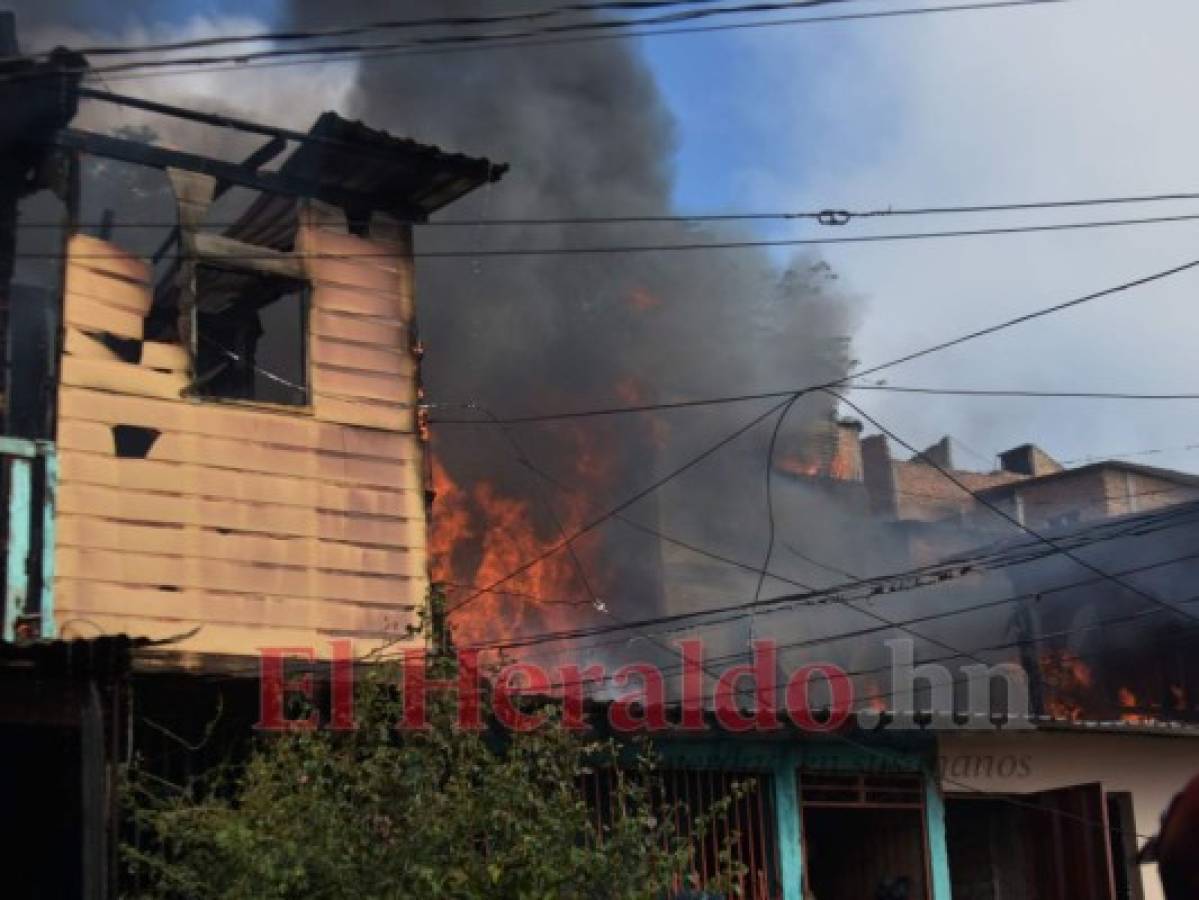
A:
[
  {"xmin": 4, "ymin": 455, "xmax": 32, "ymax": 641},
  {"xmin": 39, "ymin": 442, "xmax": 57, "ymax": 637},
  {"xmin": 772, "ymin": 756, "xmax": 804, "ymax": 900},
  {"xmin": 924, "ymin": 773, "xmax": 954, "ymax": 900}
]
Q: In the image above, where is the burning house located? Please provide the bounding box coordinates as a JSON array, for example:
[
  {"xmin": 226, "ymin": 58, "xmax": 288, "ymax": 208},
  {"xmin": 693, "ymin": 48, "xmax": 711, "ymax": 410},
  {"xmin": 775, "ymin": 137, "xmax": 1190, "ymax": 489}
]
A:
[
  {"xmin": 0, "ymin": 16, "xmax": 507, "ymax": 893},
  {"xmin": 813, "ymin": 424, "xmax": 1199, "ymax": 900}
]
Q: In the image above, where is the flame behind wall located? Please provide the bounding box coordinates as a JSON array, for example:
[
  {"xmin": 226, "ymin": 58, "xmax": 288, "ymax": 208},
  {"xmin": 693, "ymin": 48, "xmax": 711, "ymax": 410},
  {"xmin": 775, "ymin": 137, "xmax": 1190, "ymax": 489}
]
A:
[
  {"xmin": 14, "ymin": 1, "xmax": 857, "ymax": 650},
  {"xmin": 274, "ymin": 0, "xmax": 856, "ymax": 646}
]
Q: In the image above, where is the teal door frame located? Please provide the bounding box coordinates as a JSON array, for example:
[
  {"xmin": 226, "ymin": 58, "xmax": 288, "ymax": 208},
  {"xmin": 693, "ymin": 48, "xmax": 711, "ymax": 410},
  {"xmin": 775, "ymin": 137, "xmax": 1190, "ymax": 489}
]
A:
[
  {"xmin": 659, "ymin": 738, "xmax": 952, "ymax": 900},
  {"xmin": 0, "ymin": 437, "xmax": 57, "ymax": 642}
]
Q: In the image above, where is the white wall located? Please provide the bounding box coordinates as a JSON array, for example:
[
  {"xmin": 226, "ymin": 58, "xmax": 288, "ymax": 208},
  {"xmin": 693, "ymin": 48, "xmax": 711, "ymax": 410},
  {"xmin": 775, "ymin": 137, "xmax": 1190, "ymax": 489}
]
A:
[{"xmin": 937, "ymin": 729, "xmax": 1199, "ymax": 900}]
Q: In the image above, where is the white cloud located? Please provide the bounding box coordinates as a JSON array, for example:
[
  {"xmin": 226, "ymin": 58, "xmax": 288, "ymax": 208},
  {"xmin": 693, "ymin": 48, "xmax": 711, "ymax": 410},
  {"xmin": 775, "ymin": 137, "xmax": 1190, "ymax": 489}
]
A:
[{"xmin": 740, "ymin": 0, "xmax": 1199, "ymax": 471}]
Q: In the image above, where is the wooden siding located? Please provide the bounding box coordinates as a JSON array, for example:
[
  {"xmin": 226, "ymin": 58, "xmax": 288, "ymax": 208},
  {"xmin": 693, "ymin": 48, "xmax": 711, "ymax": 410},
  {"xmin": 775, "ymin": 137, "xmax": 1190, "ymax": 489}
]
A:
[{"xmin": 53, "ymin": 219, "xmax": 427, "ymax": 659}]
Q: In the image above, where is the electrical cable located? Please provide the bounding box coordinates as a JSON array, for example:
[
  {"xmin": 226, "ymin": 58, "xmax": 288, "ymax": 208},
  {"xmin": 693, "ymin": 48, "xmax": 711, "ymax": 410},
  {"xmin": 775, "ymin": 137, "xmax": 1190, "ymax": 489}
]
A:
[
  {"xmin": 832, "ymin": 390, "xmax": 1199, "ymax": 631},
  {"xmin": 442, "ymin": 253, "xmax": 1199, "ymax": 618},
  {"xmin": 10, "ymin": 0, "xmax": 1071, "ymax": 87},
  {"xmin": 28, "ymin": 208, "xmax": 1199, "ymax": 260},
  {"xmin": 21, "ymin": 187, "xmax": 1199, "ymax": 230}
]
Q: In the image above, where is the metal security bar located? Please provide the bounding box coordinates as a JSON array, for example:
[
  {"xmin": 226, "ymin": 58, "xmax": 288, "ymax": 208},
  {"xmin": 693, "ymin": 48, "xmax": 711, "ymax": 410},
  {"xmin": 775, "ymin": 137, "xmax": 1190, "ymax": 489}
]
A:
[
  {"xmin": 799, "ymin": 773, "xmax": 926, "ymax": 809},
  {"xmin": 581, "ymin": 767, "xmax": 781, "ymax": 899}
]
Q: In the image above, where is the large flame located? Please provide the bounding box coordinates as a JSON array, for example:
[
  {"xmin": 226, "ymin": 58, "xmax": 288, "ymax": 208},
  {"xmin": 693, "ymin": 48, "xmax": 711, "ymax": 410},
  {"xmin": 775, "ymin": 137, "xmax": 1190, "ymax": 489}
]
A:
[{"xmin": 429, "ymin": 414, "xmax": 643, "ymax": 647}]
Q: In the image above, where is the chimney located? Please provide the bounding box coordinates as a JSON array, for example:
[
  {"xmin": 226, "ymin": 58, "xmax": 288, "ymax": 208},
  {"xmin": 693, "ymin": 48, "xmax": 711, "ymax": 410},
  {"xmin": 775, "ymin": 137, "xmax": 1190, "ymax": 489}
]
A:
[
  {"xmin": 833, "ymin": 417, "xmax": 864, "ymax": 481},
  {"xmin": 1000, "ymin": 443, "xmax": 1063, "ymax": 477},
  {"xmin": 921, "ymin": 436, "xmax": 954, "ymax": 470},
  {"xmin": 861, "ymin": 434, "xmax": 898, "ymax": 516}
]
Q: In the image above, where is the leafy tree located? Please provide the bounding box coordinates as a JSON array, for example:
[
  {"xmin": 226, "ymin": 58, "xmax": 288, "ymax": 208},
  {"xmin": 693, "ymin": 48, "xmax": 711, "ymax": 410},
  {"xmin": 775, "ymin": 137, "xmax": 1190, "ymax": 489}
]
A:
[{"xmin": 122, "ymin": 650, "xmax": 747, "ymax": 899}]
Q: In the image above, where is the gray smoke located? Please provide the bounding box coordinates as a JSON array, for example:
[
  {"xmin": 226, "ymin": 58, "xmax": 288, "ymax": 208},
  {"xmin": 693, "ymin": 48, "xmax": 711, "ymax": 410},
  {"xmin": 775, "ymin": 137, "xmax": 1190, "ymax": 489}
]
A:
[
  {"xmin": 278, "ymin": 0, "xmax": 858, "ymax": 625},
  {"xmin": 12, "ymin": 1, "xmax": 861, "ymax": 641}
]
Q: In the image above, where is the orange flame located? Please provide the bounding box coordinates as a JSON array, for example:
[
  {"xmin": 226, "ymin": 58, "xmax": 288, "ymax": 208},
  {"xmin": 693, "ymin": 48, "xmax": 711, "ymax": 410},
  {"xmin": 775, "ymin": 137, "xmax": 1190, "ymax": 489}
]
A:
[
  {"xmin": 1039, "ymin": 649, "xmax": 1093, "ymax": 720},
  {"xmin": 1117, "ymin": 686, "xmax": 1151, "ymax": 724},
  {"xmin": 430, "ymin": 457, "xmax": 601, "ymax": 647}
]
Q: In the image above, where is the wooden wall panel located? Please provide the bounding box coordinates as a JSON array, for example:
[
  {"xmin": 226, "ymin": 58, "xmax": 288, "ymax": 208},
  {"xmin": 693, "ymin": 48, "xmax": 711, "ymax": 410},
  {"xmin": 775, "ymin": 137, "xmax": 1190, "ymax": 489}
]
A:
[
  {"xmin": 312, "ymin": 309, "xmax": 407, "ymax": 348},
  {"xmin": 64, "ymin": 292, "xmax": 144, "ymax": 339},
  {"xmin": 59, "ymin": 386, "xmax": 412, "ymax": 459},
  {"xmin": 56, "ymin": 516, "xmax": 424, "ymax": 577},
  {"xmin": 54, "ymin": 220, "xmax": 429, "ymax": 663},
  {"xmin": 58, "ymin": 452, "xmax": 417, "ymax": 516},
  {"xmin": 58, "ymin": 580, "xmax": 418, "ymax": 636},
  {"xmin": 68, "ymin": 234, "xmax": 152, "ymax": 284}
]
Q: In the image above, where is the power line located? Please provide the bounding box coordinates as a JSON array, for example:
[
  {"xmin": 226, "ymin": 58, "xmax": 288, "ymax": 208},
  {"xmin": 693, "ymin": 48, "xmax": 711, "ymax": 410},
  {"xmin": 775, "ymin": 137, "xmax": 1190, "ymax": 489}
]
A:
[
  {"xmin": 13, "ymin": 0, "xmax": 741, "ymax": 60},
  {"xmin": 448, "ymin": 503, "xmax": 1199, "ymax": 654},
  {"xmin": 440, "ymin": 254, "xmax": 1199, "ymax": 616},
  {"xmin": 36, "ymin": 0, "xmax": 1070, "ymax": 86},
  {"xmin": 429, "ymin": 382, "xmax": 1199, "ymax": 427},
  {"xmin": 28, "ymin": 208, "xmax": 1199, "ymax": 260},
  {"xmin": 1060, "ymin": 441, "xmax": 1199, "ymax": 466},
  {"xmin": 833, "ymin": 390, "xmax": 1199, "ymax": 631},
  {"xmin": 23, "ymin": 188, "xmax": 1199, "ymax": 230},
  {"xmin": 446, "ymin": 392, "xmax": 804, "ymax": 615},
  {"xmin": 849, "ymin": 384, "xmax": 1199, "ymax": 400}
]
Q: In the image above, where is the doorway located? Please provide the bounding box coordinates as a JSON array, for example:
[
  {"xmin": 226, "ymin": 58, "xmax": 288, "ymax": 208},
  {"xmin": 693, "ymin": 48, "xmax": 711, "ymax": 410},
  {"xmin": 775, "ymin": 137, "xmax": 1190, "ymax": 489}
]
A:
[{"xmin": 800, "ymin": 773, "xmax": 930, "ymax": 900}]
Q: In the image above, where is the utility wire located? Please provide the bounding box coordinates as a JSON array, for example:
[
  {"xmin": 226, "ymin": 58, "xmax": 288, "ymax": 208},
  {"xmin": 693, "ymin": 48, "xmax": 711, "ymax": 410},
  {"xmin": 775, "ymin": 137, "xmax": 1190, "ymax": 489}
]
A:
[
  {"xmin": 848, "ymin": 384, "xmax": 1199, "ymax": 400},
  {"xmin": 442, "ymin": 253, "xmax": 1199, "ymax": 616},
  {"xmin": 11, "ymin": 0, "xmax": 735, "ymax": 60},
  {"xmin": 833, "ymin": 390, "xmax": 1199, "ymax": 631},
  {"xmin": 23, "ymin": 187, "xmax": 1199, "ymax": 230},
  {"xmin": 446, "ymin": 393, "xmax": 802, "ymax": 615},
  {"xmin": 443, "ymin": 495, "xmax": 1199, "ymax": 655},
  {"xmin": 26, "ymin": 0, "xmax": 1069, "ymax": 87},
  {"xmin": 430, "ymin": 383, "xmax": 1199, "ymax": 427},
  {"xmin": 31, "ymin": 208, "xmax": 1199, "ymax": 260},
  {"xmin": 453, "ymin": 506, "xmax": 1199, "ymax": 654}
]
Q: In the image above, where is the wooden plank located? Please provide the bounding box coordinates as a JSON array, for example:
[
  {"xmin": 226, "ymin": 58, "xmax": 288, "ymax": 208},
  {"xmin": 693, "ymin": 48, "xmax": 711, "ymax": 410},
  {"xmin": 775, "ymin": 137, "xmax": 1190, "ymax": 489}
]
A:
[
  {"xmin": 50, "ymin": 605, "xmax": 370, "ymax": 657},
  {"xmin": 58, "ymin": 422, "xmax": 421, "ymax": 496},
  {"xmin": 301, "ymin": 227, "xmax": 404, "ymax": 271},
  {"xmin": 57, "ymin": 451, "xmax": 421, "ymax": 516},
  {"xmin": 68, "ymin": 234, "xmax": 151, "ymax": 284},
  {"xmin": 61, "ymin": 355, "xmax": 187, "ymax": 400},
  {"xmin": 64, "ymin": 292, "xmax": 144, "ymax": 340},
  {"xmin": 193, "ymin": 232, "xmax": 308, "ymax": 281},
  {"xmin": 315, "ymin": 395, "xmax": 413, "ymax": 432},
  {"xmin": 57, "ymin": 580, "xmax": 422, "ymax": 636},
  {"xmin": 56, "ymin": 515, "xmax": 425, "ymax": 577},
  {"xmin": 57, "ymin": 547, "xmax": 419, "ymax": 605},
  {"xmin": 307, "ymin": 255, "xmax": 404, "ymax": 296},
  {"xmin": 64, "ymin": 327, "xmax": 123, "ymax": 363},
  {"xmin": 141, "ymin": 341, "xmax": 190, "ymax": 372},
  {"xmin": 64, "ymin": 327, "xmax": 187, "ymax": 373},
  {"xmin": 313, "ymin": 364, "xmax": 412, "ymax": 404},
  {"xmin": 58, "ymin": 386, "xmax": 413, "ymax": 460},
  {"xmin": 57, "ymin": 483, "xmax": 426, "ymax": 547},
  {"xmin": 312, "ymin": 309, "xmax": 406, "ymax": 348},
  {"xmin": 311, "ymin": 338, "xmax": 413, "ymax": 377},
  {"xmin": 313, "ymin": 283, "xmax": 404, "ymax": 319},
  {"xmin": 64, "ymin": 264, "xmax": 153, "ymax": 315}
]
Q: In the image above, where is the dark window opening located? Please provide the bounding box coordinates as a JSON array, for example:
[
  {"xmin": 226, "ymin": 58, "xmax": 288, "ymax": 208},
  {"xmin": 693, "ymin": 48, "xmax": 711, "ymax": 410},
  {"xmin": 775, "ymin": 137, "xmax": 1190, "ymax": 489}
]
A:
[{"xmin": 193, "ymin": 264, "xmax": 308, "ymax": 407}]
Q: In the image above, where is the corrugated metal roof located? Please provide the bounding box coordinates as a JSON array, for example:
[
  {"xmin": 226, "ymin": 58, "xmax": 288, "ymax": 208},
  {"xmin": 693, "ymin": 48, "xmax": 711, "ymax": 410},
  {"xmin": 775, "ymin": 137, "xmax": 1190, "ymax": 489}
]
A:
[{"xmin": 281, "ymin": 112, "xmax": 507, "ymax": 218}]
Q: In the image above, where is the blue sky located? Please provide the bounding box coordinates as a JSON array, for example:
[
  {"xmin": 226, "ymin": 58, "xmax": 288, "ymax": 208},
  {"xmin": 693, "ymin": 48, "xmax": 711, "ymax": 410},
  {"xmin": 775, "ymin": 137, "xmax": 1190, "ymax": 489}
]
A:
[{"xmin": 35, "ymin": 0, "xmax": 1199, "ymax": 475}]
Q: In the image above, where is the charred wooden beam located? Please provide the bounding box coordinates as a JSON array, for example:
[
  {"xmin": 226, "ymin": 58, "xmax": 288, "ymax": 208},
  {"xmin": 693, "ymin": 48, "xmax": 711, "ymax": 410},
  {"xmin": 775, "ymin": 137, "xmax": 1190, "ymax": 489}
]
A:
[
  {"xmin": 192, "ymin": 232, "xmax": 308, "ymax": 281},
  {"xmin": 53, "ymin": 128, "xmax": 424, "ymax": 219},
  {"xmin": 151, "ymin": 135, "xmax": 288, "ymax": 265}
]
